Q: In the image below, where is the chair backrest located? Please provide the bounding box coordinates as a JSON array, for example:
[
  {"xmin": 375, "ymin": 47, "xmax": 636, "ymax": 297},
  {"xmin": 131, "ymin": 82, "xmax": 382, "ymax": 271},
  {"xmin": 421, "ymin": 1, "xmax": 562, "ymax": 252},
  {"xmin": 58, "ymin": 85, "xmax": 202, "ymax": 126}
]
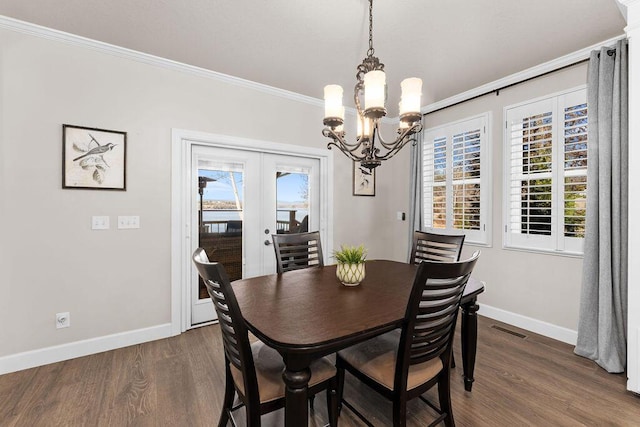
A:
[
  {"xmin": 192, "ymin": 248, "xmax": 259, "ymax": 402},
  {"xmin": 272, "ymin": 231, "xmax": 324, "ymax": 274},
  {"xmin": 395, "ymin": 251, "xmax": 480, "ymax": 391},
  {"xmin": 409, "ymin": 230, "xmax": 465, "ymax": 264}
]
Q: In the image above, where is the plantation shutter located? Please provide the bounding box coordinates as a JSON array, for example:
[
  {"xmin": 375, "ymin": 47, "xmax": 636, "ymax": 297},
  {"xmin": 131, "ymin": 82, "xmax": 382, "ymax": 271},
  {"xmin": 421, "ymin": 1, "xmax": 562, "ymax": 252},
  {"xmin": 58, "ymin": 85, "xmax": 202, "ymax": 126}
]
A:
[
  {"xmin": 422, "ymin": 114, "xmax": 488, "ymax": 244},
  {"xmin": 423, "ymin": 135, "xmax": 447, "ymax": 229},
  {"xmin": 452, "ymin": 128, "xmax": 481, "ymax": 231},
  {"xmin": 560, "ymin": 90, "xmax": 588, "ymax": 253},
  {"xmin": 504, "ymin": 87, "xmax": 587, "ymax": 253},
  {"xmin": 506, "ymin": 98, "xmax": 555, "ymax": 251}
]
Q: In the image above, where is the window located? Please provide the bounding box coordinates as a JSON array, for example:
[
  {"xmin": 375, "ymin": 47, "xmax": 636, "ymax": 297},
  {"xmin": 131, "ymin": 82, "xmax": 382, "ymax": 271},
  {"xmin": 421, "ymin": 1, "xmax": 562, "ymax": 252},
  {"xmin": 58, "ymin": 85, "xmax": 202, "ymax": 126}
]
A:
[
  {"xmin": 422, "ymin": 113, "xmax": 490, "ymax": 245},
  {"xmin": 504, "ymin": 87, "xmax": 587, "ymax": 254}
]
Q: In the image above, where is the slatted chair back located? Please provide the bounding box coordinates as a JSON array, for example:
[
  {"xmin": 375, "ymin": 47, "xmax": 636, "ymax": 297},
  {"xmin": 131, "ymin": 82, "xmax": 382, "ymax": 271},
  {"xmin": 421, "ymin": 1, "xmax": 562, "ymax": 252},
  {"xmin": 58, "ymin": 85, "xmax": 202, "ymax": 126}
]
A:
[
  {"xmin": 409, "ymin": 230, "xmax": 465, "ymax": 264},
  {"xmin": 272, "ymin": 231, "xmax": 324, "ymax": 274},
  {"xmin": 192, "ymin": 248, "xmax": 259, "ymax": 405},
  {"xmin": 395, "ymin": 251, "xmax": 480, "ymax": 392}
]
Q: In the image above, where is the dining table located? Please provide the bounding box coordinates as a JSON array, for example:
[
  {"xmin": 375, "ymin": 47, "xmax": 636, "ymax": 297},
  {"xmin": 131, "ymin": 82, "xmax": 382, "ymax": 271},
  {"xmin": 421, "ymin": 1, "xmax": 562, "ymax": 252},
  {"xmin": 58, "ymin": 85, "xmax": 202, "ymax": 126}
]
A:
[{"xmin": 232, "ymin": 259, "xmax": 485, "ymax": 427}]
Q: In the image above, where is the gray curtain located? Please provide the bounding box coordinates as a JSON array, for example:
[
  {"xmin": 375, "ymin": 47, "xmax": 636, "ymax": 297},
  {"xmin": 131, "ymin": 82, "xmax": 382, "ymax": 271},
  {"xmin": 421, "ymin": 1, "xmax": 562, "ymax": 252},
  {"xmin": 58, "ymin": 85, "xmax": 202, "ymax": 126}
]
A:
[
  {"xmin": 407, "ymin": 126, "xmax": 424, "ymax": 261},
  {"xmin": 575, "ymin": 39, "xmax": 628, "ymax": 373}
]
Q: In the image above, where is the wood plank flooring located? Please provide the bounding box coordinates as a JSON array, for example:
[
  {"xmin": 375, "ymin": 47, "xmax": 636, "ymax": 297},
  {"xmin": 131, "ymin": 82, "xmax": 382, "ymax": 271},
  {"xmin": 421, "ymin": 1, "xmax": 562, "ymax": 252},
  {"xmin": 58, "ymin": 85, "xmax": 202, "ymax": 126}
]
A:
[{"xmin": 1, "ymin": 316, "xmax": 638, "ymax": 426}]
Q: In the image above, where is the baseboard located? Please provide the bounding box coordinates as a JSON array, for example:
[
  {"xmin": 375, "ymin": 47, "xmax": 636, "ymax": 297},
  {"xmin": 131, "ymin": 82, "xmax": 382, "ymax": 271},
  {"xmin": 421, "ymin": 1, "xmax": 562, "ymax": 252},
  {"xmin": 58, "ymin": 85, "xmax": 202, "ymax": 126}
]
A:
[
  {"xmin": 0, "ymin": 323, "xmax": 172, "ymax": 375},
  {"xmin": 478, "ymin": 304, "xmax": 577, "ymax": 345}
]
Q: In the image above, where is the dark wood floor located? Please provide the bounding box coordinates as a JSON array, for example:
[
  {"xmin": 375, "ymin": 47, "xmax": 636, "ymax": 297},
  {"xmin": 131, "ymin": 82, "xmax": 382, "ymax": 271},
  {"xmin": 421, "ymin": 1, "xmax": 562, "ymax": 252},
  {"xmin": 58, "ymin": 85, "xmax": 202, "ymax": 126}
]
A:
[{"xmin": 1, "ymin": 316, "xmax": 638, "ymax": 426}]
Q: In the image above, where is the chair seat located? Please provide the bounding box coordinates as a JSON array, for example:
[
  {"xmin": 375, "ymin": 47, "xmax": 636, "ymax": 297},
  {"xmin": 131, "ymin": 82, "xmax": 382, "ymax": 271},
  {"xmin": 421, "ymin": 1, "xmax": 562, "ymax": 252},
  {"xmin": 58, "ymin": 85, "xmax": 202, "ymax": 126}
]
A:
[
  {"xmin": 337, "ymin": 330, "xmax": 443, "ymax": 391},
  {"xmin": 231, "ymin": 341, "xmax": 336, "ymax": 404}
]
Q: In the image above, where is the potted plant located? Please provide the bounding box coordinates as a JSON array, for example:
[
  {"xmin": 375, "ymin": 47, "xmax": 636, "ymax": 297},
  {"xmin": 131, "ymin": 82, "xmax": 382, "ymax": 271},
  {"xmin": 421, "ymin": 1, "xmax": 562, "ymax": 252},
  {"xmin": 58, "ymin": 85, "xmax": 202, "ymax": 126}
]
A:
[{"xmin": 333, "ymin": 244, "xmax": 367, "ymax": 286}]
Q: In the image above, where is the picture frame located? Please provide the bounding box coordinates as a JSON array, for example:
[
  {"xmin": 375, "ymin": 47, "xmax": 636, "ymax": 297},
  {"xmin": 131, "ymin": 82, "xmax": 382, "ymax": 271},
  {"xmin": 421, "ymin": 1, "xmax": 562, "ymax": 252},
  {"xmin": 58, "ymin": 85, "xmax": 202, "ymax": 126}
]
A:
[
  {"xmin": 353, "ymin": 161, "xmax": 375, "ymax": 196},
  {"xmin": 62, "ymin": 124, "xmax": 127, "ymax": 190}
]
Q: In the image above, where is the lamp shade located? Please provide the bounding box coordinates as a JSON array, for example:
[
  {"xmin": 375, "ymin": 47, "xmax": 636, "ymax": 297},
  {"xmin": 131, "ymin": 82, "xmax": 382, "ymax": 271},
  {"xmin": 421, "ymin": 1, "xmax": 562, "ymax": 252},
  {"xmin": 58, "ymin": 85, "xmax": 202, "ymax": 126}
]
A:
[
  {"xmin": 324, "ymin": 85, "xmax": 344, "ymax": 119},
  {"xmin": 364, "ymin": 70, "xmax": 386, "ymax": 111},
  {"xmin": 399, "ymin": 78, "xmax": 422, "ymax": 116}
]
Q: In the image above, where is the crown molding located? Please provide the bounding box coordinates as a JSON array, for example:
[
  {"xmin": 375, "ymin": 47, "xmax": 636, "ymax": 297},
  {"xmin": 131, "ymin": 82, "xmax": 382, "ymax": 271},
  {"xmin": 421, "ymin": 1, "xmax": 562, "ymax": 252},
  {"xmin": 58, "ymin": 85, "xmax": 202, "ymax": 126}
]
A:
[
  {"xmin": 0, "ymin": 15, "xmax": 324, "ymax": 108},
  {"xmin": 422, "ymin": 34, "xmax": 626, "ymax": 114}
]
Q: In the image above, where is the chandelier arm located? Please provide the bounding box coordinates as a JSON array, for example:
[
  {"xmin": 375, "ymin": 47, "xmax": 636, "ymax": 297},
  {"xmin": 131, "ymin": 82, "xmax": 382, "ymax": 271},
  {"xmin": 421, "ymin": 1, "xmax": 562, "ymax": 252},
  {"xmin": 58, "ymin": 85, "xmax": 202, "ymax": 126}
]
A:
[
  {"xmin": 322, "ymin": 128, "xmax": 369, "ymax": 151},
  {"xmin": 326, "ymin": 139, "xmax": 368, "ymax": 162},
  {"xmin": 374, "ymin": 133, "xmax": 421, "ymax": 161},
  {"xmin": 374, "ymin": 123, "xmax": 423, "ymax": 150}
]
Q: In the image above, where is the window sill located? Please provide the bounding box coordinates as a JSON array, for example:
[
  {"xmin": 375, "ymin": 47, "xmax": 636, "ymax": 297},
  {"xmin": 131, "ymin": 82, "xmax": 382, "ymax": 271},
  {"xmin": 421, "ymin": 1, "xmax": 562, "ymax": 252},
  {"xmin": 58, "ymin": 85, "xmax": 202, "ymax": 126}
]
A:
[{"xmin": 501, "ymin": 244, "xmax": 583, "ymax": 259}]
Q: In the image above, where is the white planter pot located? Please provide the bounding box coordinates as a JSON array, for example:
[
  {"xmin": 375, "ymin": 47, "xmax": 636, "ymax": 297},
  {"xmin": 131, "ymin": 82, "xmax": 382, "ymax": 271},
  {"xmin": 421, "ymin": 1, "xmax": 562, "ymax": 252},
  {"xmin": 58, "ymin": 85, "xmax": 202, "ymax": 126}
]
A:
[{"xmin": 336, "ymin": 262, "xmax": 366, "ymax": 286}]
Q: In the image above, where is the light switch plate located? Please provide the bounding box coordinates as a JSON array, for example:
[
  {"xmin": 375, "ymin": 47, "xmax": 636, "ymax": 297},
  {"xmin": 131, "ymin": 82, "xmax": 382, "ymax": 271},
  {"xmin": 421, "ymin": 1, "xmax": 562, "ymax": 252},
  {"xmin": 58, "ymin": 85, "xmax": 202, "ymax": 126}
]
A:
[
  {"xmin": 118, "ymin": 215, "xmax": 140, "ymax": 229},
  {"xmin": 92, "ymin": 216, "xmax": 110, "ymax": 230}
]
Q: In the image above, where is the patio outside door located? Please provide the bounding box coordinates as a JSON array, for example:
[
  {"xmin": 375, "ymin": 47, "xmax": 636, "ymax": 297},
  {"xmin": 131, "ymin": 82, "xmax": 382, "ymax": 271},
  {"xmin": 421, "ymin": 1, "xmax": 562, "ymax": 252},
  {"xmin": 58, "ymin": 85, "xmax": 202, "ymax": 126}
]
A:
[{"xmin": 191, "ymin": 145, "xmax": 321, "ymax": 325}]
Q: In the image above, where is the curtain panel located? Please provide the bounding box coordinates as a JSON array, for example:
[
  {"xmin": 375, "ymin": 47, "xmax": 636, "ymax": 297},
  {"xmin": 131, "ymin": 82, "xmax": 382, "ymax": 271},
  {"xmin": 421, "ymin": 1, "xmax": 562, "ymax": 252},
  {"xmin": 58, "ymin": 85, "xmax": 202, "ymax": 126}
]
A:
[
  {"xmin": 575, "ymin": 39, "xmax": 629, "ymax": 373},
  {"xmin": 408, "ymin": 127, "xmax": 424, "ymax": 261}
]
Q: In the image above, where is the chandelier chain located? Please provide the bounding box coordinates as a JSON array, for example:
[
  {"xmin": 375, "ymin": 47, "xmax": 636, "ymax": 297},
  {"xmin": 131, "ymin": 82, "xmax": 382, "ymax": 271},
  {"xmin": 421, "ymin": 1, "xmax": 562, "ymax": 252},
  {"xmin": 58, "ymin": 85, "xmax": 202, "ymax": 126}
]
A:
[{"xmin": 367, "ymin": 0, "xmax": 374, "ymax": 57}]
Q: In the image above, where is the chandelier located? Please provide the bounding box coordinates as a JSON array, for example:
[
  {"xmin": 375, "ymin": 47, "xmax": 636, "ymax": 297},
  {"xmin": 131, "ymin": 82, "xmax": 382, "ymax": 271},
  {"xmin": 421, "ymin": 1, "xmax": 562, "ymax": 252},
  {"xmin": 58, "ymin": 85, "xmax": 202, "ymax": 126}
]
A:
[{"xmin": 322, "ymin": 0, "xmax": 423, "ymax": 170}]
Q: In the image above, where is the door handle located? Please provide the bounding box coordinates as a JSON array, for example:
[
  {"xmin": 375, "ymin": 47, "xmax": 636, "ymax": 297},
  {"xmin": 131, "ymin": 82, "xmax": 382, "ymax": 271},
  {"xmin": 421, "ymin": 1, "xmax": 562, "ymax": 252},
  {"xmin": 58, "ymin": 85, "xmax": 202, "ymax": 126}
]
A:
[{"xmin": 264, "ymin": 240, "xmax": 272, "ymax": 246}]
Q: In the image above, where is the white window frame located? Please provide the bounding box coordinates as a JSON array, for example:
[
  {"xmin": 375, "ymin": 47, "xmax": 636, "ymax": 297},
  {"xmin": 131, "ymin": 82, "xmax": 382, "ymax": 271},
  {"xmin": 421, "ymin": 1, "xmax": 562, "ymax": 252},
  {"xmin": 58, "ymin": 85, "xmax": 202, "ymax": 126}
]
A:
[
  {"xmin": 422, "ymin": 112, "xmax": 492, "ymax": 246},
  {"xmin": 503, "ymin": 86, "xmax": 587, "ymax": 256}
]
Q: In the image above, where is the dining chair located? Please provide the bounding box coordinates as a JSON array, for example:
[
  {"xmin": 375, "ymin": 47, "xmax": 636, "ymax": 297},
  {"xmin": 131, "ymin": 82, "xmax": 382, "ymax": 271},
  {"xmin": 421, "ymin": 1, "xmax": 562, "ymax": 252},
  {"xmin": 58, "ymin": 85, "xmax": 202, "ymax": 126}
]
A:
[
  {"xmin": 409, "ymin": 230, "xmax": 465, "ymax": 264},
  {"xmin": 272, "ymin": 231, "xmax": 324, "ymax": 274},
  {"xmin": 336, "ymin": 251, "xmax": 480, "ymax": 427},
  {"xmin": 192, "ymin": 248, "xmax": 338, "ymax": 427}
]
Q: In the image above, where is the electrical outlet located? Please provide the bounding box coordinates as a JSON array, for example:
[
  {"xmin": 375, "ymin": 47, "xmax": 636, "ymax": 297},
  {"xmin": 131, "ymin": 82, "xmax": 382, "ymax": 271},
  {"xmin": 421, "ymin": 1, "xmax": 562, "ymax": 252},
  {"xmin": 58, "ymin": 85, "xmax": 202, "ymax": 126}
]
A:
[{"xmin": 56, "ymin": 312, "xmax": 70, "ymax": 329}]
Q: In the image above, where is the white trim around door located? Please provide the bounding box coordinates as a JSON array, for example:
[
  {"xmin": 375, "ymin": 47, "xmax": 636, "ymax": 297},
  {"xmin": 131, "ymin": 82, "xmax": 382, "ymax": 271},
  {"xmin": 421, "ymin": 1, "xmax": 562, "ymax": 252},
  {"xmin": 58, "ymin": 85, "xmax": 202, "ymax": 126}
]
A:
[{"xmin": 170, "ymin": 129, "xmax": 334, "ymax": 335}]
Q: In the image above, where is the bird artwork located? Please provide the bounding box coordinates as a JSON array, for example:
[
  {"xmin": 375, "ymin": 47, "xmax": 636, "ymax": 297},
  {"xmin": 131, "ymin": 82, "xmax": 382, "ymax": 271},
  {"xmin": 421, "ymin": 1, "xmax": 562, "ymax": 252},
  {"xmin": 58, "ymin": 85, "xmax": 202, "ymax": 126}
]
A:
[
  {"xmin": 358, "ymin": 166, "xmax": 371, "ymax": 189},
  {"xmin": 72, "ymin": 133, "xmax": 117, "ymax": 184},
  {"xmin": 354, "ymin": 164, "xmax": 375, "ymax": 196}
]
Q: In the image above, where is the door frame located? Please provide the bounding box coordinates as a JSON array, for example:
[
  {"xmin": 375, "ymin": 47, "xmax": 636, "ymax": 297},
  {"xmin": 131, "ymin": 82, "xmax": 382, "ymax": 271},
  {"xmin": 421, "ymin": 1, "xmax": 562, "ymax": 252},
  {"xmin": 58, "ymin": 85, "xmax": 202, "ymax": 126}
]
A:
[{"xmin": 171, "ymin": 128, "xmax": 334, "ymax": 334}]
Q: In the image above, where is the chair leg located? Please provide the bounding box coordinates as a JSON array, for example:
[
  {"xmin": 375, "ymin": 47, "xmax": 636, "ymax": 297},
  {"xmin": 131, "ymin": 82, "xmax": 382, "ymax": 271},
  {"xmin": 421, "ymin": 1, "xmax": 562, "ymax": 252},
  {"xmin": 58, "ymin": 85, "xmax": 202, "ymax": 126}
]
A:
[
  {"xmin": 218, "ymin": 363, "xmax": 235, "ymax": 427},
  {"xmin": 336, "ymin": 359, "xmax": 345, "ymax": 415},
  {"xmin": 327, "ymin": 377, "xmax": 339, "ymax": 427},
  {"xmin": 392, "ymin": 398, "xmax": 407, "ymax": 427},
  {"xmin": 437, "ymin": 372, "xmax": 455, "ymax": 427}
]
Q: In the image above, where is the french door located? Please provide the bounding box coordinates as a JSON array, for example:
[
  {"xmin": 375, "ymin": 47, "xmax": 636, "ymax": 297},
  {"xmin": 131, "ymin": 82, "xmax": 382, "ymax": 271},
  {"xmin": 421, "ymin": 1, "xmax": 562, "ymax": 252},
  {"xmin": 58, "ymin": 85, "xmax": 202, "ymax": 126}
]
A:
[{"xmin": 190, "ymin": 145, "xmax": 321, "ymax": 325}]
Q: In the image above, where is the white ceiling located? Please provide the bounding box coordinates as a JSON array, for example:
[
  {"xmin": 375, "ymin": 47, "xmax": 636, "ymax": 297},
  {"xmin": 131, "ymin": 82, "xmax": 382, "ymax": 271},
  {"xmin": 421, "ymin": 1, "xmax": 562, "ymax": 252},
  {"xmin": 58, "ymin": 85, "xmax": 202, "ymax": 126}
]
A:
[{"xmin": 0, "ymin": 0, "xmax": 626, "ymax": 112}]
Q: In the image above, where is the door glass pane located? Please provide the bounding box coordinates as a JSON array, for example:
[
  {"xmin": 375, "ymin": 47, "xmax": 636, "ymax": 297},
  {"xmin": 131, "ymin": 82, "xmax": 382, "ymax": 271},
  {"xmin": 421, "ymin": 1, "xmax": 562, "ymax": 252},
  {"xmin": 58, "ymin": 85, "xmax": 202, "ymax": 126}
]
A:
[
  {"xmin": 198, "ymin": 168, "xmax": 244, "ymax": 299},
  {"xmin": 275, "ymin": 171, "xmax": 309, "ymax": 234}
]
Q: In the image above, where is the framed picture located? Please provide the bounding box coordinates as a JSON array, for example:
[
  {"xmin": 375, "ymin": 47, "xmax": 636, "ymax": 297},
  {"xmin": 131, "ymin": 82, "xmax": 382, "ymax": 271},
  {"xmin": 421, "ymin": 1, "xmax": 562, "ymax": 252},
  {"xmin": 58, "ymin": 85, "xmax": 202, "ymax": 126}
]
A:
[
  {"xmin": 62, "ymin": 124, "xmax": 127, "ymax": 190},
  {"xmin": 353, "ymin": 161, "xmax": 375, "ymax": 196}
]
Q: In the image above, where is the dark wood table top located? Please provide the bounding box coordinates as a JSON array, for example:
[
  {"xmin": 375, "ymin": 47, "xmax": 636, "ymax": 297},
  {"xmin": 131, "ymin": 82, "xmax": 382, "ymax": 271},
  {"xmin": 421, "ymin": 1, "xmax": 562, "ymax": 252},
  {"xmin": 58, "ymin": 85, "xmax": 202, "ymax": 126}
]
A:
[{"xmin": 232, "ymin": 259, "xmax": 484, "ymax": 356}]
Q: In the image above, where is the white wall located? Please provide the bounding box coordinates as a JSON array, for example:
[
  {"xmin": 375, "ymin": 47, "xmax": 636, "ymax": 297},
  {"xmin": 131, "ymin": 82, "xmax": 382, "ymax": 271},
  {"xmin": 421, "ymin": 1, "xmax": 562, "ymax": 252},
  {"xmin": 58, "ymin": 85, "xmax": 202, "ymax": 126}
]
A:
[
  {"xmin": 0, "ymin": 24, "xmax": 399, "ymax": 368},
  {"xmin": 423, "ymin": 65, "xmax": 589, "ymax": 333}
]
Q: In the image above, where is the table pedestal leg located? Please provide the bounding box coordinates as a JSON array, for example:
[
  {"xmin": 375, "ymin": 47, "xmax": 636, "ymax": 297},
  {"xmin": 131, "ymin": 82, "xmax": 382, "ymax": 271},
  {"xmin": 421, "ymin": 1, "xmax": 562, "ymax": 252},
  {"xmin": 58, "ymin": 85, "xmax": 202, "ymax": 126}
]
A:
[
  {"xmin": 282, "ymin": 367, "xmax": 310, "ymax": 427},
  {"xmin": 461, "ymin": 299, "xmax": 479, "ymax": 392}
]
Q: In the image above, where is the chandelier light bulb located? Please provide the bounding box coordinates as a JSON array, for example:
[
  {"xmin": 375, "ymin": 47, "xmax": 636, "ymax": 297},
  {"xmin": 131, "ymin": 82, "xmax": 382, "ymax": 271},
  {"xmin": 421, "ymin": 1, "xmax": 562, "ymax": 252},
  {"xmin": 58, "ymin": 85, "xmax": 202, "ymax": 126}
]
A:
[
  {"xmin": 324, "ymin": 85, "xmax": 344, "ymax": 120},
  {"xmin": 363, "ymin": 70, "xmax": 386, "ymax": 112},
  {"xmin": 357, "ymin": 116, "xmax": 372, "ymax": 139},
  {"xmin": 399, "ymin": 78, "xmax": 423, "ymax": 116}
]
